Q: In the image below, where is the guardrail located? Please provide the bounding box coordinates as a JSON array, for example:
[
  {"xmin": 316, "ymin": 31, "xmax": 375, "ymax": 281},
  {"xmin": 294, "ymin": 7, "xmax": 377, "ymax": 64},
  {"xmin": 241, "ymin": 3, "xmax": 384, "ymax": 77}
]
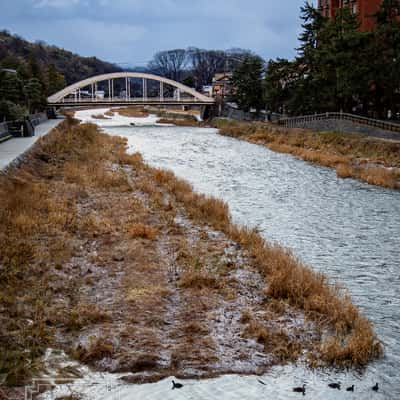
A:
[
  {"xmin": 55, "ymin": 97, "xmax": 215, "ymax": 104},
  {"xmin": 0, "ymin": 113, "xmax": 49, "ymax": 142},
  {"xmin": 28, "ymin": 112, "xmax": 48, "ymax": 127},
  {"xmin": 279, "ymin": 112, "xmax": 400, "ymax": 133},
  {"xmin": 0, "ymin": 122, "xmax": 9, "ymax": 138}
]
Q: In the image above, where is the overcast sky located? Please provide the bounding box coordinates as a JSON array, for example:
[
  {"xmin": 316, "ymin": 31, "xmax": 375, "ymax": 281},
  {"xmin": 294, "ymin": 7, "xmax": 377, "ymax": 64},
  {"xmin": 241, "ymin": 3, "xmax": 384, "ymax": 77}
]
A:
[{"xmin": 0, "ymin": 0, "xmax": 317, "ymax": 66}]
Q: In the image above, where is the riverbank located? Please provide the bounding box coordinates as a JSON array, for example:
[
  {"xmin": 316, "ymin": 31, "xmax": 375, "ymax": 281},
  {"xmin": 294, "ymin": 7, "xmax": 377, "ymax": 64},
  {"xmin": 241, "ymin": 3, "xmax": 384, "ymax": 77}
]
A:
[
  {"xmin": 0, "ymin": 117, "xmax": 381, "ymax": 398},
  {"xmin": 212, "ymin": 118, "xmax": 400, "ymax": 190}
]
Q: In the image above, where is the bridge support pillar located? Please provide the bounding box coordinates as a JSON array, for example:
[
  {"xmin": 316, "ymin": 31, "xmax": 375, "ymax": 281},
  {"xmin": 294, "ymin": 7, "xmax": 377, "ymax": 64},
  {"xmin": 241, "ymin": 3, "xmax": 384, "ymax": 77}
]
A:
[
  {"xmin": 200, "ymin": 105, "xmax": 214, "ymax": 121},
  {"xmin": 46, "ymin": 107, "xmax": 57, "ymax": 119},
  {"xmin": 143, "ymin": 78, "xmax": 147, "ymax": 101}
]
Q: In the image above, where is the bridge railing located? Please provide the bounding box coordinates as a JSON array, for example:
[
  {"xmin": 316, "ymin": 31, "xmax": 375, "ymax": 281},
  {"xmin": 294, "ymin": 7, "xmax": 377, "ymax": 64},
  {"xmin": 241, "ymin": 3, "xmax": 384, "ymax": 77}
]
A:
[
  {"xmin": 279, "ymin": 112, "xmax": 400, "ymax": 133},
  {"xmin": 57, "ymin": 97, "xmax": 214, "ymax": 104}
]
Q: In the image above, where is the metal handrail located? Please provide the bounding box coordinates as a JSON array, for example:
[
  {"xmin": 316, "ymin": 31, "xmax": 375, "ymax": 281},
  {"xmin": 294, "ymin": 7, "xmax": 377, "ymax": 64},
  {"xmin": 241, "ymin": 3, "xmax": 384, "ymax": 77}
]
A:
[
  {"xmin": 58, "ymin": 97, "xmax": 214, "ymax": 104},
  {"xmin": 0, "ymin": 122, "xmax": 8, "ymax": 135},
  {"xmin": 28, "ymin": 112, "xmax": 47, "ymax": 127},
  {"xmin": 279, "ymin": 112, "xmax": 400, "ymax": 133}
]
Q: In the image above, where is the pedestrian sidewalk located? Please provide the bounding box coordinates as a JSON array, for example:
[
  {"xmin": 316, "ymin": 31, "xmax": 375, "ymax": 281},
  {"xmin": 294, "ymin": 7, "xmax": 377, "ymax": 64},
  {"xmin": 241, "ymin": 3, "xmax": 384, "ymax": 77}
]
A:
[{"xmin": 0, "ymin": 118, "xmax": 63, "ymax": 170}]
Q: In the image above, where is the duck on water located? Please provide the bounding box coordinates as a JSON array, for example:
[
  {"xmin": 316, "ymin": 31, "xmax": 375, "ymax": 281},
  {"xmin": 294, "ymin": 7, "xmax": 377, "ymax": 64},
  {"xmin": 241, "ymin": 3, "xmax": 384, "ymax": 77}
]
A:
[
  {"xmin": 172, "ymin": 380, "xmax": 183, "ymax": 390},
  {"xmin": 293, "ymin": 384, "xmax": 306, "ymax": 395}
]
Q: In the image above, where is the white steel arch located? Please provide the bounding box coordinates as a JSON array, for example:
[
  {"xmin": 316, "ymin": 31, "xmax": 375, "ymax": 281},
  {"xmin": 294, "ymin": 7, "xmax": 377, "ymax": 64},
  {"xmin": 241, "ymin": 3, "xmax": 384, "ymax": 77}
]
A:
[{"xmin": 47, "ymin": 72, "xmax": 214, "ymax": 103}]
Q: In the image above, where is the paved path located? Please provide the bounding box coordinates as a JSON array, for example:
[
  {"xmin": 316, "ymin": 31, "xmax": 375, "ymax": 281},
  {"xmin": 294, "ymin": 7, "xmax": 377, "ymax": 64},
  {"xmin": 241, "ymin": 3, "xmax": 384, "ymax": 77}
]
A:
[{"xmin": 0, "ymin": 118, "xmax": 63, "ymax": 171}]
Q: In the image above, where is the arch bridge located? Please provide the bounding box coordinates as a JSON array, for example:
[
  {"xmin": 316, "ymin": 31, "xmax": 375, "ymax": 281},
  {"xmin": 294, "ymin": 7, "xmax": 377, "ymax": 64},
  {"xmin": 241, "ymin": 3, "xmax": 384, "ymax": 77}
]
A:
[{"xmin": 47, "ymin": 72, "xmax": 215, "ymax": 108}]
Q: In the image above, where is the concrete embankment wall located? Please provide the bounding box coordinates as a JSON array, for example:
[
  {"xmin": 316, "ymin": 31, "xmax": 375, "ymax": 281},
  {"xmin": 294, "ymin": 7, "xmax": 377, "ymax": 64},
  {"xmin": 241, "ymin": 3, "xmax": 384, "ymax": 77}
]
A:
[
  {"xmin": 220, "ymin": 104, "xmax": 278, "ymax": 122},
  {"xmin": 283, "ymin": 118, "xmax": 400, "ymax": 141}
]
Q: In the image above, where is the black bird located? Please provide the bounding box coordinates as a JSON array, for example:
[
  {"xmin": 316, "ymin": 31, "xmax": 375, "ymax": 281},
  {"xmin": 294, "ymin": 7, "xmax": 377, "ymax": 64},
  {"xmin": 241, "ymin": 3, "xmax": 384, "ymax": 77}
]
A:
[
  {"xmin": 372, "ymin": 383, "xmax": 379, "ymax": 392},
  {"xmin": 328, "ymin": 382, "xmax": 341, "ymax": 390},
  {"xmin": 172, "ymin": 380, "xmax": 183, "ymax": 390},
  {"xmin": 293, "ymin": 384, "xmax": 306, "ymax": 395},
  {"xmin": 346, "ymin": 385, "xmax": 355, "ymax": 392}
]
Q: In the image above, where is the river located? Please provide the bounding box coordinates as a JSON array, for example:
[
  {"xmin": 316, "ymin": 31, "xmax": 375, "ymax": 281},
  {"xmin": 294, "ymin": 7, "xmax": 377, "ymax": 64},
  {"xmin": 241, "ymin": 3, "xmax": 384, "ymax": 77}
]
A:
[{"xmin": 54, "ymin": 110, "xmax": 400, "ymax": 399}]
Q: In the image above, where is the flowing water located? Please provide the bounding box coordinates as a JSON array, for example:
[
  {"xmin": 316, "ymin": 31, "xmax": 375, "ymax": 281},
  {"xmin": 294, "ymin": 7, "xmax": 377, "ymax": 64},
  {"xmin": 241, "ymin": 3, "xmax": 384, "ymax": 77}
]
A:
[{"xmin": 57, "ymin": 111, "xmax": 400, "ymax": 399}]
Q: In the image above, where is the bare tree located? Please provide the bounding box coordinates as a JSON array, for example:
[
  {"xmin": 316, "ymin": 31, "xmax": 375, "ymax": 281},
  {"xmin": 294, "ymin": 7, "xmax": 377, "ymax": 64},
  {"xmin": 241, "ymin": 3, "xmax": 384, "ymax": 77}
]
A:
[
  {"xmin": 147, "ymin": 49, "xmax": 188, "ymax": 82},
  {"xmin": 147, "ymin": 47, "xmax": 256, "ymax": 88},
  {"xmin": 187, "ymin": 47, "xmax": 253, "ymax": 88}
]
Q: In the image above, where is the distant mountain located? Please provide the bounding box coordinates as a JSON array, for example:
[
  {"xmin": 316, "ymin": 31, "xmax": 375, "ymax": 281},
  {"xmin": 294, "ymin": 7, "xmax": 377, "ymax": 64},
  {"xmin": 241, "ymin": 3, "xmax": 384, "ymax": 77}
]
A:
[
  {"xmin": 115, "ymin": 63, "xmax": 148, "ymax": 72},
  {"xmin": 0, "ymin": 30, "xmax": 121, "ymax": 85}
]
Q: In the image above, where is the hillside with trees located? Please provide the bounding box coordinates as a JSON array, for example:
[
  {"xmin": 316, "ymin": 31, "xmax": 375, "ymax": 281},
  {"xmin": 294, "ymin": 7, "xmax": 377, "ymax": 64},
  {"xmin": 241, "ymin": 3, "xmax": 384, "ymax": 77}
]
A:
[
  {"xmin": 0, "ymin": 30, "xmax": 121, "ymax": 121},
  {"xmin": 0, "ymin": 30, "xmax": 121, "ymax": 85}
]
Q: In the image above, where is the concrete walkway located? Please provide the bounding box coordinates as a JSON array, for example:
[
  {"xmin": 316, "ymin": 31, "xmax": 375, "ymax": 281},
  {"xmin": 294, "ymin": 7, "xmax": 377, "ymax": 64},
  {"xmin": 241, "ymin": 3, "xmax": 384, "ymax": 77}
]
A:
[{"xmin": 0, "ymin": 118, "xmax": 63, "ymax": 171}]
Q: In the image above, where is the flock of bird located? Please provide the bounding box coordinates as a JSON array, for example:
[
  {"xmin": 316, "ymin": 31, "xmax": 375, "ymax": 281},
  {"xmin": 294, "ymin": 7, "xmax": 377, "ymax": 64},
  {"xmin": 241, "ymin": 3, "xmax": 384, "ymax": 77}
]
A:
[
  {"xmin": 171, "ymin": 380, "xmax": 380, "ymax": 395},
  {"xmin": 292, "ymin": 382, "xmax": 379, "ymax": 395}
]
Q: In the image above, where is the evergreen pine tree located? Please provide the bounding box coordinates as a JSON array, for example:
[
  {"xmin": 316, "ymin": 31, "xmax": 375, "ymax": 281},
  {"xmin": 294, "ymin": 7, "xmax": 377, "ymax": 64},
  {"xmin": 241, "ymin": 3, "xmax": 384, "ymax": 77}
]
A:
[
  {"xmin": 0, "ymin": 72, "xmax": 25, "ymax": 104},
  {"xmin": 46, "ymin": 64, "xmax": 66, "ymax": 96},
  {"xmin": 24, "ymin": 78, "xmax": 46, "ymax": 113},
  {"xmin": 232, "ymin": 55, "xmax": 265, "ymax": 112},
  {"xmin": 371, "ymin": 0, "xmax": 400, "ymax": 117}
]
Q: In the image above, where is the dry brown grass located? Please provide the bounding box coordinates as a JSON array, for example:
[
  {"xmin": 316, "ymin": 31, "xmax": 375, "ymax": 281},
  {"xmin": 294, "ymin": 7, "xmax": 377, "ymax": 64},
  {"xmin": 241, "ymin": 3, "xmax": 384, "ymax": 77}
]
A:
[
  {"xmin": 178, "ymin": 270, "xmax": 219, "ymax": 290},
  {"xmin": 359, "ymin": 166, "xmax": 399, "ymax": 188},
  {"xmin": 0, "ymin": 115, "xmax": 383, "ymax": 391},
  {"xmin": 0, "ymin": 117, "xmax": 137, "ymax": 386},
  {"xmin": 150, "ymin": 168, "xmax": 231, "ymax": 230},
  {"xmin": 320, "ymin": 318, "xmax": 383, "ymax": 367},
  {"xmin": 91, "ymin": 114, "xmax": 110, "ymax": 120},
  {"xmin": 242, "ymin": 320, "xmax": 301, "ymax": 362},
  {"xmin": 127, "ymin": 143, "xmax": 382, "ymax": 367},
  {"xmin": 156, "ymin": 110, "xmax": 199, "ymax": 121},
  {"xmin": 112, "ymin": 106, "xmax": 149, "ymax": 118},
  {"xmin": 65, "ymin": 304, "xmax": 110, "ymax": 332},
  {"xmin": 223, "ymin": 225, "xmax": 380, "ymax": 366},
  {"xmin": 130, "ymin": 147, "xmax": 382, "ymax": 366},
  {"xmin": 336, "ymin": 162, "xmax": 353, "ymax": 178},
  {"xmin": 229, "ymin": 226, "xmax": 361, "ymax": 332},
  {"xmin": 156, "ymin": 118, "xmax": 200, "ymax": 127},
  {"xmin": 213, "ymin": 118, "xmax": 400, "ymax": 189},
  {"xmin": 239, "ymin": 309, "xmax": 253, "ymax": 324},
  {"xmin": 243, "ymin": 320, "xmax": 270, "ymax": 343},
  {"xmin": 126, "ymin": 286, "xmax": 170, "ymax": 302},
  {"xmin": 73, "ymin": 336, "xmax": 114, "ymax": 364},
  {"xmin": 129, "ymin": 223, "xmax": 158, "ymax": 240}
]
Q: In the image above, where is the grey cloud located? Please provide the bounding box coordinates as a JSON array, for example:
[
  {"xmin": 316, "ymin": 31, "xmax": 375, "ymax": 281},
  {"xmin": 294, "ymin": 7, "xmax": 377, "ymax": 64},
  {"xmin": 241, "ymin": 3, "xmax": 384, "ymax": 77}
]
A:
[{"xmin": 0, "ymin": 0, "xmax": 317, "ymax": 64}]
